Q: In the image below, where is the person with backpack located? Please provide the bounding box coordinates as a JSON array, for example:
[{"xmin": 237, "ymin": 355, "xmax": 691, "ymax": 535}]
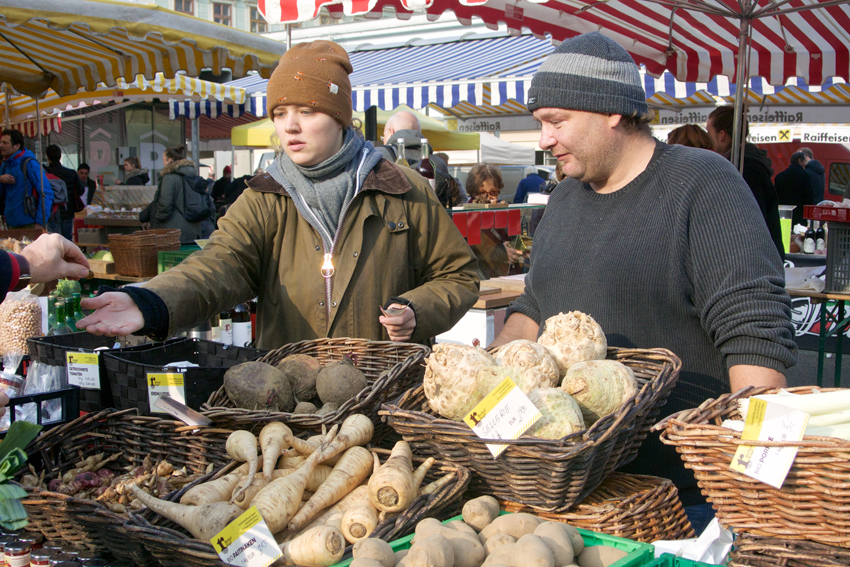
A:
[
  {"xmin": 0, "ymin": 129, "xmax": 53, "ymax": 229},
  {"xmin": 46, "ymin": 144, "xmax": 85, "ymax": 240},
  {"xmin": 140, "ymin": 146, "xmax": 203, "ymax": 245}
]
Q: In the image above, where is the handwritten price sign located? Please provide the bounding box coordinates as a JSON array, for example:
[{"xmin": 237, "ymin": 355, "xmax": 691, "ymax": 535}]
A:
[{"xmin": 464, "ymin": 377, "xmax": 540, "ymax": 458}]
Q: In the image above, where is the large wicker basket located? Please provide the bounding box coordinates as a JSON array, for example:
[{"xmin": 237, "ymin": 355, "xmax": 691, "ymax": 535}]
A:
[
  {"xmin": 381, "ymin": 347, "xmax": 681, "ymax": 512},
  {"xmin": 201, "ymin": 338, "xmax": 429, "ymax": 437},
  {"xmin": 19, "ymin": 408, "xmax": 233, "ymax": 565},
  {"xmin": 502, "ymin": 472, "xmax": 694, "ymax": 542},
  {"xmin": 654, "ymin": 385, "xmax": 850, "ymax": 547},
  {"xmin": 730, "ymin": 534, "xmax": 850, "ymax": 566},
  {"xmin": 124, "ymin": 447, "xmax": 471, "ymax": 567}
]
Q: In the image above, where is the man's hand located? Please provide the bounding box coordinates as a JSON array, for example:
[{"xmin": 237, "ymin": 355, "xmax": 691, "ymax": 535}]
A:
[
  {"xmin": 379, "ymin": 304, "xmax": 417, "ymax": 342},
  {"xmin": 0, "ymin": 174, "xmax": 15, "ymax": 184},
  {"xmin": 21, "ymin": 233, "xmax": 90, "ymax": 284},
  {"xmin": 489, "ymin": 312, "xmax": 539, "ymax": 349},
  {"xmin": 78, "ymin": 292, "xmax": 145, "ymax": 336},
  {"xmin": 503, "ymin": 243, "xmax": 523, "ymax": 265}
]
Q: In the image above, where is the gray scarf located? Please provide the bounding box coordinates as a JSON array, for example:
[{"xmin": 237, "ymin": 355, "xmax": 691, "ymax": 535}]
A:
[{"xmin": 277, "ymin": 127, "xmax": 370, "ymax": 245}]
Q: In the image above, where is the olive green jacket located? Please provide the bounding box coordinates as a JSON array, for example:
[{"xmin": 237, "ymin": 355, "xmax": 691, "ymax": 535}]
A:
[{"xmin": 141, "ymin": 159, "xmax": 480, "ymax": 348}]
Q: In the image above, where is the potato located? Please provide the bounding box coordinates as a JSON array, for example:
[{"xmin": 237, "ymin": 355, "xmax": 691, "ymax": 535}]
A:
[
  {"xmin": 349, "ymin": 560, "xmax": 384, "ymax": 567},
  {"xmin": 293, "ymin": 401, "xmax": 318, "ymax": 414},
  {"xmin": 515, "ymin": 534, "xmax": 555, "ymax": 567},
  {"xmin": 445, "ymin": 520, "xmax": 478, "ymax": 537},
  {"xmin": 352, "ymin": 538, "xmax": 394, "ymax": 567},
  {"xmin": 277, "ymin": 354, "xmax": 322, "ymax": 402},
  {"xmin": 481, "ymin": 543, "xmax": 515, "ymax": 567},
  {"xmin": 479, "ymin": 513, "xmax": 542, "ymax": 543},
  {"xmin": 316, "ymin": 357, "xmax": 367, "ymax": 405},
  {"xmin": 562, "ymin": 523, "xmax": 584, "ymax": 555},
  {"xmin": 577, "ymin": 545, "xmax": 628, "ymax": 567},
  {"xmin": 394, "ymin": 549, "xmax": 409, "ymax": 563},
  {"xmin": 316, "ymin": 402, "xmax": 339, "ymax": 416},
  {"xmin": 406, "ymin": 533, "xmax": 454, "ymax": 567},
  {"xmin": 224, "ymin": 361, "xmax": 294, "ymax": 412},
  {"xmin": 533, "ymin": 522, "xmax": 574, "ymax": 566},
  {"xmin": 462, "ymin": 495, "xmax": 500, "ymax": 531},
  {"xmin": 413, "ymin": 518, "xmax": 485, "ymax": 567},
  {"xmin": 484, "ymin": 532, "xmax": 516, "ymax": 555}
]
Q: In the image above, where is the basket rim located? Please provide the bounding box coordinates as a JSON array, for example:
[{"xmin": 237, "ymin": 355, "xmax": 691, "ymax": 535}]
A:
[
  {"xmin": 200, "ymin": 337, "xmax": 430, "ymax": 427},
  {"xmin": 381, "ymin": 346, "xmax": 682, "ymax": 452}
]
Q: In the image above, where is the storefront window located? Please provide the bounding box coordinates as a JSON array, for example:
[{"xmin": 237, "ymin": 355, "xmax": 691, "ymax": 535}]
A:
[
  {"xmin": 174, "ymin": 0, "xmax": 193, "ymax": 15},
  {"xmin": 250, "ymin": 7, "xmax": 267, "ymax": 33},
  {"xmin": 213, "ymin": 2, "xmax": 232, "ymax": 26}
]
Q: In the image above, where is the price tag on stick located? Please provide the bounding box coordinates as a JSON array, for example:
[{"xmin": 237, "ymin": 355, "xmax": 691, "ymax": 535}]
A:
[
  {"xmin": 147, "ymin": 372, "xmax": 186, "ymax": 410},
  {"xmin": 463, "ymin": 377, "xmax": 541, "ymax": 458},
  {"xmin": 66, "ymin": 352, "xmax": 100, "ymax": 389},
  {"xmin": 211, "ymin": 506, "xmax": 281, "ymax": 567}
]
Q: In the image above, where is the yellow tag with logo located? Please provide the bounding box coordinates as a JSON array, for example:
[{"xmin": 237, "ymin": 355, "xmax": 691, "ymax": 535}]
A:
[
  {"xmin": 211, "ymin": 506, "xmax": 281, "ymax": 567},
  {"xmin": 146, "ymin": 372, "xmax": 186, "ymax": 410},
  {"xmin": 66, "ymin": 351, "xmax": 100, "ymax": 389},
  {"xmin": 463, "ymin": 377, "xmax": 540, "ymax": 458},
  {"xmin": 730, "ymin": 397, "xmax": 808, "ymax": 489}
]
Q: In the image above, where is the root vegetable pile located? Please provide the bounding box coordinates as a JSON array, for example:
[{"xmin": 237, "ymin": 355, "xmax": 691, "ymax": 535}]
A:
[{"xmin": 129, "ymin": 416, "xmax": 457, "ymax": 567}]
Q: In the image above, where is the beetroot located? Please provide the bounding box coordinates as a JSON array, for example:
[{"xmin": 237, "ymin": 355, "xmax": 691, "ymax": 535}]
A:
[{"xmin": 48, "ymin": 479, "xmax": 62, "ymax": 492}]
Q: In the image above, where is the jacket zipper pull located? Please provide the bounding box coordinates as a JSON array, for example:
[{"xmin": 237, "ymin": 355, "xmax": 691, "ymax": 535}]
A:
[{"xmin": 321, "ymin": 253, "xmax": 335, "ymax": 278}]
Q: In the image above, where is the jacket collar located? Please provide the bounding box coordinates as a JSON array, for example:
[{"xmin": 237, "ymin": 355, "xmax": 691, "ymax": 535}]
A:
[
  {"xmin": 161, "ymin": 158, "xmax": 194, "ymax": 176},
  {"xmin": 247, "ymin": 158, "xmax": 412, "ymax": 198}
]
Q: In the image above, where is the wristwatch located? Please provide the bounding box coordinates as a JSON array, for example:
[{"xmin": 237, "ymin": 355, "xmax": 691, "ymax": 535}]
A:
[{"xmin": 10, "ymin": 253, "xmax": 31, "ymax": 291}]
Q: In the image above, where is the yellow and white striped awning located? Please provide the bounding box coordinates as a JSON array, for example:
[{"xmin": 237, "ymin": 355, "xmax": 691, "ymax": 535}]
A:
[
  {"xmin": 4, "ymin": 73, "xmax": 247, "ymax": 124},
  {"xmin": 0, "ymin": 0, "xmax": 285, "ymax": 98}
]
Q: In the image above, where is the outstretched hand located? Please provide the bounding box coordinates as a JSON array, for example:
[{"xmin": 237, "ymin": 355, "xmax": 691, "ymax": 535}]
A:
[{"xmin": 78, "ymin": 292, "xmax": 145, "ymax": 336}]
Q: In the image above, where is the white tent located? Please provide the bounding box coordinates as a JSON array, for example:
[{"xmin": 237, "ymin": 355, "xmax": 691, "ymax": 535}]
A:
[{"xmin": 446, "ymin": 132, "xmax": 535, "ymax": 165}]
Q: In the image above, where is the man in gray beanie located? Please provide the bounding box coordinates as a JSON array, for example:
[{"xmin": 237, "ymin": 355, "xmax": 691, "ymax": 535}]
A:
[{"xmin": 491, "ymin": 32, "xmax": 796, "ymax": 534}]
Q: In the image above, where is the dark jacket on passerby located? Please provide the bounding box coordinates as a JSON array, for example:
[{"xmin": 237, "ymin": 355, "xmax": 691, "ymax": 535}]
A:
[
  {"xmin": 123, "ymin": 168, "xmax": 150, "ymax": 186},
  {"xmin": 140, "ymin": 159, "xmax": 201, "ymax": 244},
  {"xmin": 514, "ymin": 174, "xmax": 545, "ymax": 204},
  {"xmin": 735, "ymin": 143, "xmax": 785, "ymax": 260},
  {"xmin": 775, "ymin": 161, "xmax": 816, "ymax": 228},
  {"xmin": 84, "ymin": 178, "xmax": 97, "ymax": 205},
  {"xmin": 222, "ymin": 175, "xmax": 252, "ymax": 206},
  {"xmin": 806, "ymin": 159, "xmax": 826, "ymax": 203},
  {"xmin": 211, "ymin": 175, "xmax": 232, "ymax": 206},
  {"xmin": 46, "ymin": 162, "xmax": 84, "ymax": 219}
]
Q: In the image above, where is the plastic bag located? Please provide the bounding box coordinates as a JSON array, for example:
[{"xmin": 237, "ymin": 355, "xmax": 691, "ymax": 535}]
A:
[
  {"xmin": 0, "ymin": 353, "xmax": 26, "ymax": 397},
  {"xmin": 0, "ymin": 289, "xmax": 42, "ymax": 357},
  {"xmin": 18, "ymin": 361, "xmax": 66, "ymax": 425}
]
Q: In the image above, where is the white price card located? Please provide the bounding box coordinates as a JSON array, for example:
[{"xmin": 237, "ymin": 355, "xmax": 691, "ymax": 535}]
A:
[
  {"xmin": 66, "ymin": 352, "xmax": 100, "ymax": 390},
  {"xmin": 211, "ymin": 506, "xmax": 281, "ymax": 567},
  {"xmin": 729, "ymin": 398, "xmax": 809, "ymax": 489},
  {"xmin": 463, "ymin": 377, "xmax": 541, "ymax": 458},
  {"xmin": 146, "ymin": 372, "xmax": 186, "ymax": 410}
]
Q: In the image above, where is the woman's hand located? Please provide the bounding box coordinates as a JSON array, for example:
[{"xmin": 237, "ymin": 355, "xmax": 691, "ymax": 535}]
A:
[
  {"xmin": 503, "ymin": 243, "xmax": 523, "ymax": 264},
  {"xmin": 379, "ymin": 304, "xmax": 417, "ymax": 342},
  {"xmin": 78, "ymin": 292, "xmax": 145, "ymax": 336}
]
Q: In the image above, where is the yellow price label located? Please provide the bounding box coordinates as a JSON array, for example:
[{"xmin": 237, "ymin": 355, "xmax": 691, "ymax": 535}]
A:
[
  {"xmin": 147, "ymin": 373, "xmax": 184, "ymax": 387},
  {"xmin": 463, "ymin": 377, "xmax": 515, "ymax": 429},
  {"xmin": 731, "ymin": 398, "xmax": 767, "ymax": 473},
  {"xmin": 211, "ymin": 506, "xmax": 281, "ymax": 567},
  {"xmin": 66, "ymin": 352, "xmax": 98, "ymax": 366}
]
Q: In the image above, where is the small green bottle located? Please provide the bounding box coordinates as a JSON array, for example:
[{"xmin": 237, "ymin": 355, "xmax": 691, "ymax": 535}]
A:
[
  {"xmin": 65, "ymin": 301, "xmax": 78, "ymax": 332},
  {"xmin": 72, "ymin": 293, "xmax": 85, "ymax": 322},
  {"xmin": 48, "ymin": 301, "xmax": 72, "ymax": 336},
  {"xmin": 47, "ymin": 294, "xmax": 58, "ymax": 331}
]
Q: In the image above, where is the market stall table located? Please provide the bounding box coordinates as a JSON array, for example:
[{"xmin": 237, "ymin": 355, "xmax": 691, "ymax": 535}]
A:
[{"xmin": 787, "ymin": 289, "xmax": 850, "ymax": 388}]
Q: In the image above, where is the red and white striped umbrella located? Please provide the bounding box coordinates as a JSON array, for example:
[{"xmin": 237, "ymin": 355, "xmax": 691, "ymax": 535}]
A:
[{"xmin": 259, "ymin": 0, "xmax": 850, "ymax": 87}]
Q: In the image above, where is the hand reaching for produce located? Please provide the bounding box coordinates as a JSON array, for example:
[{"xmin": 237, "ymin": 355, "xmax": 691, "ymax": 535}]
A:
[
  {"xmin": 503, "ymin": 242, "xmax": 523, "ymax": 265},
  {"xmin": 21, "ymin": 233, "xmax": 90, "ymax": 283},
  {"xmin": 379, "ymin": 304, "xmax": 416, "ymax": 342},
  {"xmin": 78, "ymin": 292, "xmax": 145, "ymax": 336}
]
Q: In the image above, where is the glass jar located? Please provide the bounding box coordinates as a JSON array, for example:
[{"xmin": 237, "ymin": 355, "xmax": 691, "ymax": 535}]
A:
[
  {"xmin": 0, "ymin": 537, "xmax": 19, "ymax": 564},
  {"xmin": 52, "ymin": 563, "xmax": 79, "ymax": 567},
  {"xmin": 48, "ymin": 554, "xmax": 75, "ymax": 566},
  {"xmin": 40, "ymin": 544, "xmax": 62, "ymax": 554},
  {"xmin": 81, "ymin": 561, "xmax": 106, "ymax": 567},
  {"xmin": 4, "ymin": 541, "xmax": 30, "ymax": 567},
  {"xmin": 70, "ymin": 554, "xmax": 99, "ymax": 567},
  {"xmin": 57, "ymin": 548, "xmax": 78, "ymax": 559},
  {"xmin": 16, "ymin": 534, "xmax": 42, "ymax": 551},
  {"xmin": 29, "ymin": 549, "xmax": 52, "ymax": 567}
]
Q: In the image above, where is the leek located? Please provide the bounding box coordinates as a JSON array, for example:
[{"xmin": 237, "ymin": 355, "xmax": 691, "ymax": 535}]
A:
[
  {"xmin": 744, "ymin": 390, "xmax": 850, "ymax": 417},
  {"xmin": 0, "ymin": 421, "xmax": 43, "ymax": 530}
]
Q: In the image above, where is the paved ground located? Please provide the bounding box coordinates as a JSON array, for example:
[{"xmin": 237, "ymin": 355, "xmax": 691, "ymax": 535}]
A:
[{"xmin": 786, "ymin": 345, "xmax": 850, "ymax": 388}]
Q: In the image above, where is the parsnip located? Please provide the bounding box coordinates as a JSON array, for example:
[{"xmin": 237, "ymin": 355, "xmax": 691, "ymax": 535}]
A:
[
  {"xmin": 420, "ymin": 472, "xmax": 455, "ymax": 496},
  {"xmin": 289, "ymin": 446, "xmax": 375, "ymax": 531},
  {"xmin": 260, "ymin": 422, "xmax": 292, "ymax": 481},
  {"xmin": 253, "ymin": 425, "xmax": 337, "ymax": 533},
  {"xmin": 341, "ymin": 504, "xmax": 379, "ymax": 543},
  {"xmin": 227, "ymin": 430, "xmax": 259, "ymax": 504},
  {"xmin": 279, "ymin": 525, "xmax": 345, "ymax": 567},
  {"xmin": 231, "ymin": 476, "xmax": 270, "ymax": 510},
  {"xmin": 129, "ymin": 484, "xmax": 242, "ymax": 541},
  {"xmin": 368, "ymin": 441, "xmax": 420, "ymax": 513},
  {"xmin": 273, "ymin": 465, "xmax": 333, "ymax": 492},
  {"xmin": 294, "ymin": 485, "xmax": 371, "ymax": 536},
  {"xmin": 180, "ymin": 463, "xmax": 250, "ymax": 505}
]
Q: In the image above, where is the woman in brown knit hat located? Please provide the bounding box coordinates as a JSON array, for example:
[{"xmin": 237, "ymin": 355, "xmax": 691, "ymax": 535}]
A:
[{"xmin": 79, "ymin": 41, "xmax": 480, "ymax": 349}]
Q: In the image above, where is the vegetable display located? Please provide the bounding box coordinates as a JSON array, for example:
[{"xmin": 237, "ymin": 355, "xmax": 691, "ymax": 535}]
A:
[
  {"xmin": 538, "ymin": 311, "xmax": 607, "ymax": 375},
  {"xmin": 561, "ymin": 361, "xmax": 638, "ymax": 425}
]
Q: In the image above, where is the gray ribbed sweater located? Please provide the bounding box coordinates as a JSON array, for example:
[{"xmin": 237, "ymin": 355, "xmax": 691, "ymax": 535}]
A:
[{"xmin": 507, "ymin": 141, "xmax": 798, "ymax": 505}]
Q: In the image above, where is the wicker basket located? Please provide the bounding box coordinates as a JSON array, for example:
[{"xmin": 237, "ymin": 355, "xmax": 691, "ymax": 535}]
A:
[
  {"xmin": 201, "ymin": 338, "xmax": 429, "ymax": 437},
  {"xmin": 124, "ymin": 447, "xmax": 470, "ymax": 567},
  {"xmin": 103, "ymin": 338, "xmax": 265, "ymax": 414},
  {"xmin": 381, "ymin": 347, "xmax": 681, "ymax": 512},
  {"xmin": 654, "ymin": 385, "xmax": 850, "ymax": 547},
  {"xmin": 109, "ymin": 233, "xmax": 159, "ymax": 277},
  {"xmin": 18, "ymin": 408, "xmax": 233, "ymax": 564},
  {"xmin": 501, "ymin": 472, "xmax": 694, "ymax": 542},
  {"xmin": 730, "ymin": 534, "xmax": 850, "ymax": 566},
  {"xmin": 134, "ymin": 229, "xmax": 181, "ymax": 252}
]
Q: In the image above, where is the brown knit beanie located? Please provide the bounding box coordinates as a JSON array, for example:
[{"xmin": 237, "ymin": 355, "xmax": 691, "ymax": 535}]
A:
[{"xmin": 266, "ymin": 40, "xmax": 353, "ymax": 127}]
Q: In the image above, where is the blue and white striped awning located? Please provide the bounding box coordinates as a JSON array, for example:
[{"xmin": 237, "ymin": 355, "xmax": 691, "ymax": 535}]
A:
[{"xmin": 170, "ymin": 35, "xmax": 850, "ymax": 120}]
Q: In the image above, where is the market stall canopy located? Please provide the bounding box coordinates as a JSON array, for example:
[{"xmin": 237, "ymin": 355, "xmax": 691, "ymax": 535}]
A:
[
  {"xmin": 231, "ymin": 105, "xmax": 480, "ymax": 150},
  {"xmin": 262, "ymin": 0, "xmax": 850, "ymax": 87},
  {"xmin": 4, "ymin": 73, "xmax": 246, "ymax": 126},
  {"xmin": 0, "ymin": 0, "xmax": 286, "ymax": 98}
]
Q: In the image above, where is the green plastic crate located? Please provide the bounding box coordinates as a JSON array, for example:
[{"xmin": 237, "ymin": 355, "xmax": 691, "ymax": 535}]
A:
[
  {"xmin": 332, "ymin": 512, "xmax": 654, "ymax": 567},
  {"xmin": 158, "ymin": 246, "xmax": 201, "ymax": 273},
  {"xmin": 645, "ymin": 554, "xmax": 721, "ymax": 567}
]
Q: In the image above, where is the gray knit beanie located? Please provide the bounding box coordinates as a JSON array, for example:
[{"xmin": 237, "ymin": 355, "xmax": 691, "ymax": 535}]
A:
[{"xmin": 527, "ymin": 32, "xmax": 648, "ymax": 117}]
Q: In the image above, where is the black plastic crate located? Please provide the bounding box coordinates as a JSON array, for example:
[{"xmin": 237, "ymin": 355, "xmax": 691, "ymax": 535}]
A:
[
  {"xmin": 26, "ymin": 333, "xmax": 174, "ymax": 413},
  {"xmin": 827, "ymin": 222, "xmax": 850, "ymax": 293},
  {"xmin": 0, "ymin": 386, "xmax": 81, "ymax": 438},
  {"xmin": 103, "ymin": 338, "xmax": 265, "ymax": 414}
]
